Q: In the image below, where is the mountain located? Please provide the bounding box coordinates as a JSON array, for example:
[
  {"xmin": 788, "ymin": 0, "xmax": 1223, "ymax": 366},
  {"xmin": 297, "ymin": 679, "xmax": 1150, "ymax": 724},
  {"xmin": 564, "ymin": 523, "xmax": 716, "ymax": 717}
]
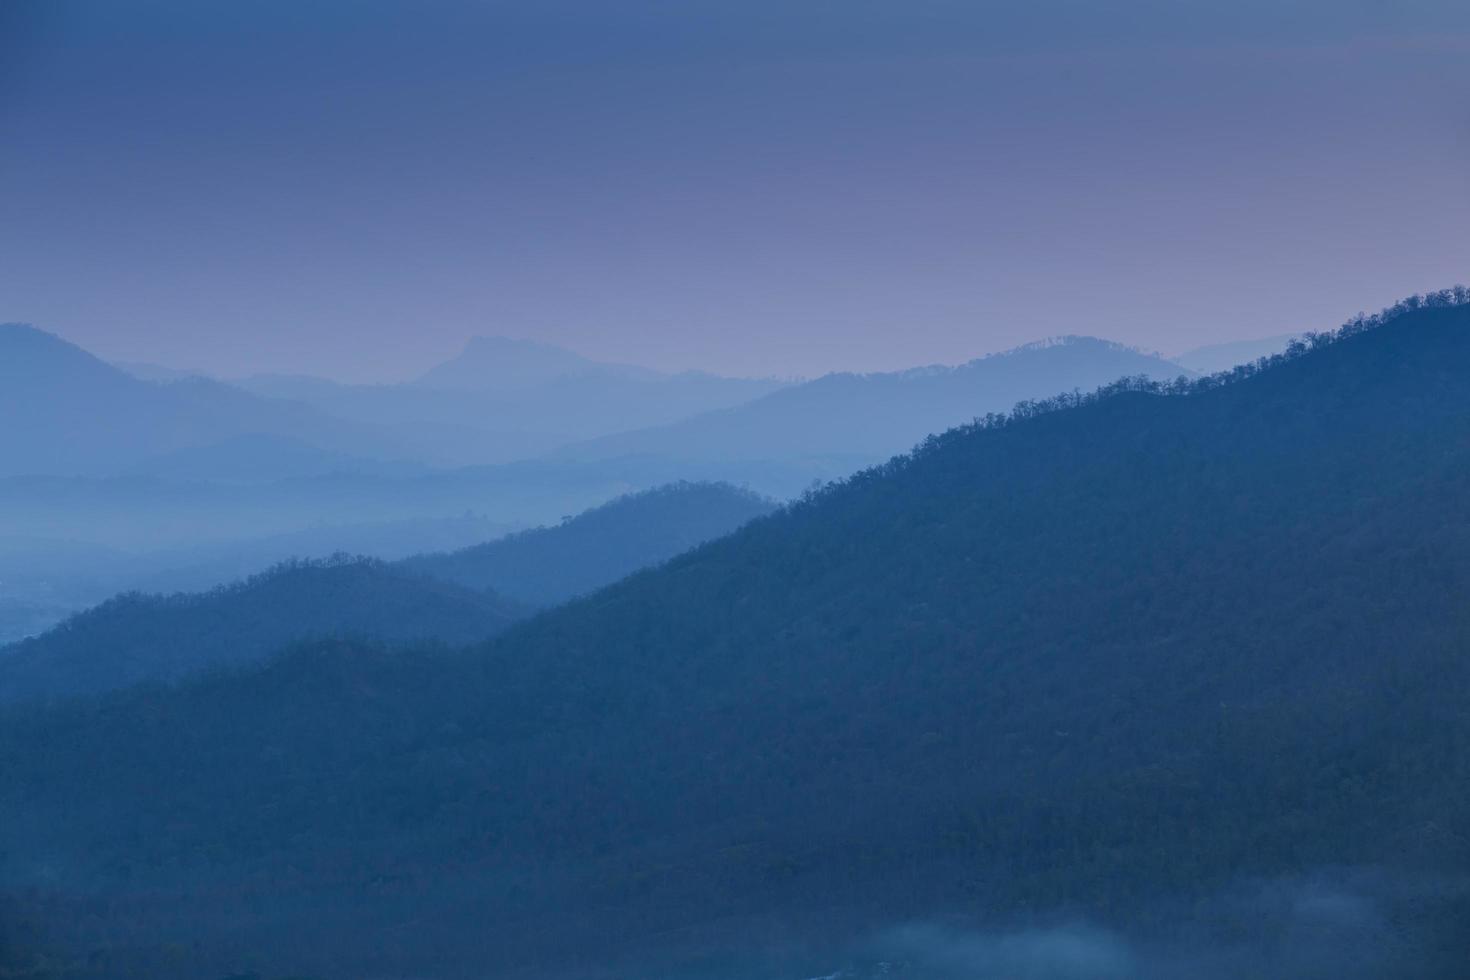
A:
[
  {"xmin": 121, "ymin": 513, "xmax": 516, "ymax": 596},
  {"xmin": 0, "ymin": 483, "xmax": 768, "ymax": 694},
  {"xmin": 0, "ymin": 557, "xmax": 527, "ymax": 704},
  {"xmin": 0, "ymin": 597, "xmax": 71, "ymax": 646},
  {"xmin": 558, "ymin": 336, "xmax": 1190, "ymax": 466},
  {"xmin": 1173, "ymin": 333, "xmax": 1303, "ymax": 373},
  {"xmin": 0, "ymin": 464, "xmax": 811, "ymax": 639},
  {"xmin": 401, "ymin": 481, "xmax": 777, "ymax": 606},
  {"xmin": 0, "ymin": 324, "xmax": 407, "ymax": 477},
  {"xmin": 0, "ymin": 454, "xmax": 814, "ymax": 556},
  {"xmin": 0, "ymin": 464, "xmax": 569, "ymax": 637},
  {"xmin": 238, "ymin": 359, "xmax": 789, "ymax": 467},
  {"xmin": 414, "ymin": 335, "xmax": 662, "ymax": 390},
  {"xmin": 5, "ymin": 292, "xmax": 1470, "ymax": 978}
]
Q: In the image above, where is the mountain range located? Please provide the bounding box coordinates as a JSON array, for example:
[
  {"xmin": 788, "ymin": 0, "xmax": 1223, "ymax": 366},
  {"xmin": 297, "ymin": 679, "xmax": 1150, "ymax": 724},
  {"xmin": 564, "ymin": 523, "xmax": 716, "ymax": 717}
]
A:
[
  {"xmin": 400, "ymin": 481, "xmax": 777, "ymax": 606},
  {"xmin": 232, "ymin": 337, "xmax": 789, "ymax": 466},
  {"xmin": 5, "ymin": 291, "xmax": 1469, "ymax": 978},
  {"xmin": 0, "ymin": 481, "xmax": 773, "ymax": 699},
  {"xmin": 1, "ymin": 324, "xmax": 1215, "ymax": 638},
  {"xmin": 0, "ymin": 324, "xmax": 399, "ymax": 478},
  {"xmin": 12, "ymin": 322, "xmax": 1232, "ymax": 490},
  {"xmin": 0, "ymin": 557, "xmax": 526, "ymax": 704},
  {"xmin": 1172, "ymin": 333, "xmax": 1303, "ymax": 374},
  {"xmin": 557, "ymin": 336, "xmax": 1190, "ymax": 465}
]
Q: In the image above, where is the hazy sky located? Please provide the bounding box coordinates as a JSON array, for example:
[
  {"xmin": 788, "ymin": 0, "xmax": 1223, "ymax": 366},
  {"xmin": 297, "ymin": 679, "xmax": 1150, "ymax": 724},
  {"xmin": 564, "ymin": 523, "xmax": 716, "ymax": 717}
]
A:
[{"xmin": 2, "ymin": 1, "xmax": 1468, "ymax": 381}]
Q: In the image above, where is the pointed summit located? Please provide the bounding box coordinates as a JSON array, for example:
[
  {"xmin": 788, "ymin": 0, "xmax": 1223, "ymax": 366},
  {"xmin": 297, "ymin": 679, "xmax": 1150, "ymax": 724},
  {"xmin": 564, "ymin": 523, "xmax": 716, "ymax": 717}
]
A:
[{"xmin": 414, "ymin": 335, "xmax": 661, "ymax": 390}]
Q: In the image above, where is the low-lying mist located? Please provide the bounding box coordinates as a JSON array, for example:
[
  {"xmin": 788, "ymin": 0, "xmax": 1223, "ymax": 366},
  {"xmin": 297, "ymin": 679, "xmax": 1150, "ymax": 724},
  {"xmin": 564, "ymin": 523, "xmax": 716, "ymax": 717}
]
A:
[
  {"xmin": 772, "ymin": 871, "xmax": 1470, "ymax": 980},
  {"xmin": 823, "ymin": 875, "xmax": 1464, "ymax": 980},
  {"xmin": 17, "ymin": 868, "xmax": 1457, "ymax": 980}
]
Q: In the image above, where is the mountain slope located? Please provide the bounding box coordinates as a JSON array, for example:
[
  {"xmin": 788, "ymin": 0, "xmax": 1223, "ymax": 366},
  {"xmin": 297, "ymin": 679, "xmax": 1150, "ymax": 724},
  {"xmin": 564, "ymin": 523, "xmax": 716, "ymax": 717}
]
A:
[
  {"xmin": 4, "ymin": 293, "xmax": 1470, "ymax": 977},
  {"xmin": 0, "ymin": 324, "xmax": 405, "ymax": 477},
  {"xmin": 0, "ymin": 557, "xmax": 526, "ymax": 704},
  {"xmin": 399, "ymin": 481, "xmax": 777, "ymax": 605},
  {"xmin": 238, "ymin": 363, "xmax": 789, "ymax": 466},
  {"xmin": 1173, "ymin": 333, "xmax": 1302, "ymax": 373},
  {"xmin": 0, "ymin": 483, "xmax": 767, "ymax": 696},
  {"xmin": 558, "ymin": 336, "xmax": 1189, "ymax": 464}
]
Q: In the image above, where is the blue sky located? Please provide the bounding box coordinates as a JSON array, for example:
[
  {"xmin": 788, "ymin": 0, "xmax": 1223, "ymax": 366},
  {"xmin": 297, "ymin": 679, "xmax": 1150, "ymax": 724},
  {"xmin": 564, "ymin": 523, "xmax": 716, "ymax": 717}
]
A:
[{"xmin": 2, "ymin": 1, "xmax": 1468, "ymax": 380}]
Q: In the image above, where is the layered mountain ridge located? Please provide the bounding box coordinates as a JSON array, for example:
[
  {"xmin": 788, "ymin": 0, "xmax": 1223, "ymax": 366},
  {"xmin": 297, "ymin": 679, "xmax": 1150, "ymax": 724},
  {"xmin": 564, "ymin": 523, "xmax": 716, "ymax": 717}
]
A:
[{"xmin": 4, "ymin": 291, "xmax": 1470, "ymax": 977}]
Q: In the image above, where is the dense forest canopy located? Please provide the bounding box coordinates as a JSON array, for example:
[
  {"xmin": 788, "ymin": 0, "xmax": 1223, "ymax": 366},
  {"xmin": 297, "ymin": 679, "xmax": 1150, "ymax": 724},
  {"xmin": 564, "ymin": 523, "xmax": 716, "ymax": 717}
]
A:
[
  {"xmin": 0, "ymin": 482, "xmax": 773, "ymax": 705},
  {"xmin": 0, "ymin": 557, "xmax": 525, "ymax": 704},
  {"xmin": 3, "ymin": 291, "xmax": 1470, "ymax": 978}
]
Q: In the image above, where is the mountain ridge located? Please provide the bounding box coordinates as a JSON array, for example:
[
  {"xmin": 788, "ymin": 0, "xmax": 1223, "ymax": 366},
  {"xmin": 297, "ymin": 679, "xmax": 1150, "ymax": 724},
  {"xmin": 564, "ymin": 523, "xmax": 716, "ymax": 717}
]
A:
[
  {"xmin": 0, "ymin": 556, "xmax": 528, "ymax": 704},
  {"xmin": 400, "ymin": 480, "xmax": 777, "ymax": 606},
  {"xmin": 556, "ymin": 334, "xmax": 1191, "ymax": 464},
  {"xmin": 5, "ymin": 291, "xmax": 1470, "ymax": 976},
  {"xmin": 0, "ymin": 324, "xmax": 413, "ymax": 477}
]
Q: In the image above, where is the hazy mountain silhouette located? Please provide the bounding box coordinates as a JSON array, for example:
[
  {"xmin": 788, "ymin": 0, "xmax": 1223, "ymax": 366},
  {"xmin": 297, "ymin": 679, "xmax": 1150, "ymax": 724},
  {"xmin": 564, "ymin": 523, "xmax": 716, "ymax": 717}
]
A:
[
  {"xmin": 401, "ymin": 481, "xmax": 776, "ymax": 606},
  {"xmin": 0, "ymin": 483, "xmax": 771, "ymax": 688},
  {"xmin": 0, "ymin": 557, "xmax": 527, "ymax": 704},
  {"xmin": 0, "ymin": 459, "xmax": 821, "ymax": 643},
  {"xmin": 414, "ymin": 334, "xmax": 663, "ymax": 390},
  {"xmin": 5, "ymin": 292, "xmax": 1470, "ymax": 976},
  {"xmin": 110, "ymin": 337, "xmax": 787, "ymax": 468},
  {"xmin": 239, "ymin": 348, "xmax": 788, "ymax": 466},
  {"xmin": 0, "ymin": 505, "xmax": 513, "ymax": 613},
  {"xmin": 119, "ymin": 514, "xmax": 516, "ymax": 597},
  {"xmin": 559, "ymin": 336, "xmax": 1189, "ymax": 465},
  {"xmin": 0, "ymin": 324, "xmax": 408, "ymax": 477},
  {"xmin": 0, "ymin": 454, "xmax": 820, "ymax": 558},
  {"xmin": 1173, "ymin": 333, "xmax": 1303, "ymax": 373},
  {"xmin": 0, "ymin": 597, "xmax": 72, "ymax": 647}
]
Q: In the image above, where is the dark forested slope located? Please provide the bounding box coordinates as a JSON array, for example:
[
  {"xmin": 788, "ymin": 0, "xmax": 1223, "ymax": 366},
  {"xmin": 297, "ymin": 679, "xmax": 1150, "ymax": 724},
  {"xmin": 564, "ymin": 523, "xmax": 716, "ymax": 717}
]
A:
[
  {"xmin": 0, "ymin": 557, "xmax": 526, "ymax": 703},
  {"xmin": 399, "ymin": 481, "xmax": 777, "ymax": 605},
  {"xmin": 5, "ymin": 293, "xmax": 1470, "ymax": 977},
  {"xmin": 0, "ymin": 483, "xmax": 769, "ymax": 703}
]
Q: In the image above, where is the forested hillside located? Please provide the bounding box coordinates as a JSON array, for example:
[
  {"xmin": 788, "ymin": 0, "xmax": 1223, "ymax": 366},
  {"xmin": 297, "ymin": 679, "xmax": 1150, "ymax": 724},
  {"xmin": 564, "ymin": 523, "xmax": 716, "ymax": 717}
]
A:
[
  {"xmin": 400, "ymin": 481, "xmax": 776, "ymax": 605},
  {"xmin": 0, "ymin": 483, "xmax": 769, "ymax": 701},
  {"xmin": 5, "ymin": 293, "xmax": 1470, "ymax": 978},
  {"xmin": 0, "ymin": 558, "xmax": 526, "ymax": 703}
]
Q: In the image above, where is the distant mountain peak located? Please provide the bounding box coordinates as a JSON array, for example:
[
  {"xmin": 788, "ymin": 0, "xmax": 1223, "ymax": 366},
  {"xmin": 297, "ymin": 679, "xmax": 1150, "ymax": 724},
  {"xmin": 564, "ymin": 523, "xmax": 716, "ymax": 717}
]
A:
[
  {"xmin": 882, "ymin": 337, "xmax": 1177, "ymax": 383},
  {"xmin": 555, "ymin": 331, "xmax": 1194, "ymax": 466},
  {"xmin": 991, "ymin": 334, "xmax": 1163, "ymax": 359},
  {"xmin": 0, "ymin": 321, "xmax": 92, "ymax": 357},
  {"xmin": 415, "ymin": 334, "xmax": 662, "ymax": 390},
  {"xmin": 0, "ymin": 321, "xmax": 54, "ymax": 339},
  {"xmin": 1171, "ymin": 333, "xmax": 1303, "ymax": 374},
  {"xmin": 0, "ymin": 322, "xmax": 132, "ymax": 388}
]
